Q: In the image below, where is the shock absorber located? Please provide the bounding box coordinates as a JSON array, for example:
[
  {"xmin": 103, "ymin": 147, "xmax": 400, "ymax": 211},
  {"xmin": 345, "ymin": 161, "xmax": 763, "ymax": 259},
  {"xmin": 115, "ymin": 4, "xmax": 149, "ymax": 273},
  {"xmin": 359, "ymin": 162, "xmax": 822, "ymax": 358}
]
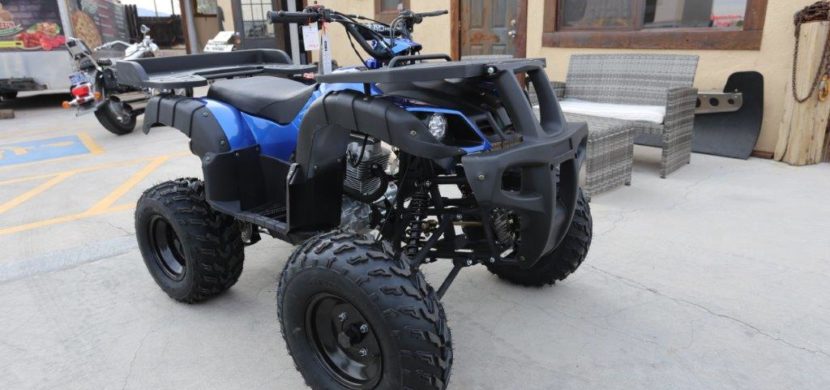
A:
[{"xmin": 405, "ymin": 182, "xmax": 430, "ymax": 258}]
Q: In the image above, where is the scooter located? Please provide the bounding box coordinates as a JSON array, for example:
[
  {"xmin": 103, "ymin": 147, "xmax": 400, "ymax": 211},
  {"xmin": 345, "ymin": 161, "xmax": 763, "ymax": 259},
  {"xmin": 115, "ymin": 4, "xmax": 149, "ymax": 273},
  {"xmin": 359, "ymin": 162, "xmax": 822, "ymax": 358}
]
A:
[
  {"xmin": 63, "ymin": 25, "xmax": 159, "ymax": 135},
  {"xmin": 133, "ymin": 5, "xmax": 592, "ymax": 389}
]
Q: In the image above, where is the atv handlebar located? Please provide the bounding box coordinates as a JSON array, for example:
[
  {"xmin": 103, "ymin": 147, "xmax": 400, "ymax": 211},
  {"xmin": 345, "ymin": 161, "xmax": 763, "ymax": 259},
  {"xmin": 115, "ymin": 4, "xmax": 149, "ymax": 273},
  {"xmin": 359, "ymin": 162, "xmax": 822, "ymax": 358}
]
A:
[
  {"xmin": 267, "ymin": 10, "xmax": 324, "ymax": 24},
  {"xmin": 413, "ymin": 10, "xmax": 448, "ymax": 20},
  {"xmin": 267, "ymin": 6, "xmax": 447, "ymax": 63},
  {"xmin": 267, "ymin": 7, "xmax": 447, "ymax": 26},
  {"xmin": 417, "ymin": 10, "xmax": 449, "ymax": 16}
]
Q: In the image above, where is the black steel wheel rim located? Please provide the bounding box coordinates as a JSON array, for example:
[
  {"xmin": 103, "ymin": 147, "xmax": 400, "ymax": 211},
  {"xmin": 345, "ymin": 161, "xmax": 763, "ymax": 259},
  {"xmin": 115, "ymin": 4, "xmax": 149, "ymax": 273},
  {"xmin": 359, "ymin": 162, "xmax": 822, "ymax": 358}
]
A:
[
  {"xmin": 148, "ymin": 215, "xmax": 187, "ymax": 281},
  {"xmin": 305, "ymin": 293, "xmax": 382, "ymax": 389}
]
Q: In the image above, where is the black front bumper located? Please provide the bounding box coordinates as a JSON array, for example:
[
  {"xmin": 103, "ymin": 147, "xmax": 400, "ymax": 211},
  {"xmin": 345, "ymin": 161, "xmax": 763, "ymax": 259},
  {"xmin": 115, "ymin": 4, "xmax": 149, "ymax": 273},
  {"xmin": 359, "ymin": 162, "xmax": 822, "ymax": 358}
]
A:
[
  {"xmin": 461, "ymin": 67, "xmax": 588, "ymax": 268},
  {"xmin": 462, "ymin": 123, "xmax": 586, "ymax": 268}
]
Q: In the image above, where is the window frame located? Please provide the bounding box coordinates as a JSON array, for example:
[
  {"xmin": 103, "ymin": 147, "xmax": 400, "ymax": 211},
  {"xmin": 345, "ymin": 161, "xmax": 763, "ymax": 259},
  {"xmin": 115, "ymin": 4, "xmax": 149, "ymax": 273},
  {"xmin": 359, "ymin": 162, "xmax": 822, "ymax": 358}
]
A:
[
  {"xmin": 542, "ymin": 0, "xmax": 768, "ymax": 50},
  {"xmin": 375, "ymin": 0, "xmax": 411, "ymax": 24}
]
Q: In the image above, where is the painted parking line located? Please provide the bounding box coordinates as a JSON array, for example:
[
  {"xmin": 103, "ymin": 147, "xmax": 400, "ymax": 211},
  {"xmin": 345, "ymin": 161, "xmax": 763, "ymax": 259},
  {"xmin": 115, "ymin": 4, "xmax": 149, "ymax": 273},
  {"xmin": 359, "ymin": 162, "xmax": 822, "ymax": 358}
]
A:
[
  {"xmin": 0, "ymin": 172, "xmax": 75, "ymax": 214},
  {"xmin": 0, "ymin": 133, "xmax": 103, "ymax": 167},
  {"xmin": 0, "ymin": 152, "xmax": 190, "ymax": 235},
  {"xmin": 0, "ymin": 153, "xmax": 187, "ymax": 186}
]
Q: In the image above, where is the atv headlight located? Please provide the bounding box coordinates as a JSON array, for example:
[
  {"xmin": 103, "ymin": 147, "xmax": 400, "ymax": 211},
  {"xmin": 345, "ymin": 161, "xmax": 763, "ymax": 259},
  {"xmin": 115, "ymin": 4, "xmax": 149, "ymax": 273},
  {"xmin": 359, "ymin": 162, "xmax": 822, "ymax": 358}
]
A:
[{"xmin": 427, "ymin": 113, "xmax": 447, "ymax": 141}]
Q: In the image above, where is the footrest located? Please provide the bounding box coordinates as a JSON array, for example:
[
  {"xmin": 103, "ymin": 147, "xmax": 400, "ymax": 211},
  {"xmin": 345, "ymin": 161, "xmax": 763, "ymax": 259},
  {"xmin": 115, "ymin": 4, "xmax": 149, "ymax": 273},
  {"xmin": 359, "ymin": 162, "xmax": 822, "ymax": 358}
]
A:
[{"xmin": 209, "ymin": 200, "xmax": 296, "ymax": 243}]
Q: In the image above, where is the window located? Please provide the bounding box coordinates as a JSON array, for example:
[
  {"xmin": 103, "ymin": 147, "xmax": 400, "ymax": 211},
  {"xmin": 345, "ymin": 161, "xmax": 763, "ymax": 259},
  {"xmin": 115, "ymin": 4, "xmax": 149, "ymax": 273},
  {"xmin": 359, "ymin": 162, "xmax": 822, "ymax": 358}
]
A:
[
  {"xmin": 544, "ymin": 0, "xmax": 768, "ymax": 50},
  {"xmin": 240, "ymin": 0, "xmax": 274, "ymax": 39},
  {"xmin": 195, "ymin": 0, "xmax": 218, "ymax": 16},
  {"xmin": 643, "ymin": 0, "xmax": 748, "ymax": 29},
  {"xmin": 559, "ymin": 0, "xmax": 637, "ymax": 30},
  {"xmin": 375, "ymin": 0, "xmax": 410, "ymax": 24}
]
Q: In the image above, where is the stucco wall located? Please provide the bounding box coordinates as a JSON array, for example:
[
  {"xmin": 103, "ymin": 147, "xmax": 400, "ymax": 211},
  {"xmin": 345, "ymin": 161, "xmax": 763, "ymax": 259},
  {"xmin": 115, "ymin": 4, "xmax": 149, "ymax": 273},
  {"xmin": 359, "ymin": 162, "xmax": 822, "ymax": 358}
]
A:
[{"xmin": 217, "ymin": 0, "xmax": 234, "ymax": 30}]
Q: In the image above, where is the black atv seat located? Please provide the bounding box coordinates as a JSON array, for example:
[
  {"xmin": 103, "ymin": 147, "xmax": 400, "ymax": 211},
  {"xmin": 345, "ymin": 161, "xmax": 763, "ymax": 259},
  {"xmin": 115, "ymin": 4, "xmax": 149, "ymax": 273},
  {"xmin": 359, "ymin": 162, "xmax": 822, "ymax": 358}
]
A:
[{"xmin": 207, "ymin": 76, "xmax": 316, "ymax": 125}]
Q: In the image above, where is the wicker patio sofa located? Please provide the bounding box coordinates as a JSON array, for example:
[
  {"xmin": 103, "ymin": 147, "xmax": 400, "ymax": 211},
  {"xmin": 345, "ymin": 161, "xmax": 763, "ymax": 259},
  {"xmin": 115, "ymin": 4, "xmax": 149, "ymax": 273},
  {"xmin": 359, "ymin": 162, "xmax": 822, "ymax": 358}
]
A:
[{"xmin": 554, "ymin": 54, "xmax": 699, "ymax": 178}]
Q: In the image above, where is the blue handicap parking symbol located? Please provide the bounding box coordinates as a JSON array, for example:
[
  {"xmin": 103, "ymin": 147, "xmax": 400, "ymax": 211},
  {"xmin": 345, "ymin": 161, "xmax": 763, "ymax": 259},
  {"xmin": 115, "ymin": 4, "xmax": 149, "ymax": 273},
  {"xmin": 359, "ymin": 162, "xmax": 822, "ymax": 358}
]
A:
[{"xmin": 0, "ymin": 135, "xmax": 92, "ymax": 166}]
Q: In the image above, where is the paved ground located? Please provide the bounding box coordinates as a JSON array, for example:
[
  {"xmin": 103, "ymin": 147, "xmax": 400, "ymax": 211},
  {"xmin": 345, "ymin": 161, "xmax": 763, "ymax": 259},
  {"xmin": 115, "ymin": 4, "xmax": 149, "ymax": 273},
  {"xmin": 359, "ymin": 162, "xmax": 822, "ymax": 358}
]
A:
[{"xmin": 1, "ymin": 94, "xmax": 829, "ymax": 390}]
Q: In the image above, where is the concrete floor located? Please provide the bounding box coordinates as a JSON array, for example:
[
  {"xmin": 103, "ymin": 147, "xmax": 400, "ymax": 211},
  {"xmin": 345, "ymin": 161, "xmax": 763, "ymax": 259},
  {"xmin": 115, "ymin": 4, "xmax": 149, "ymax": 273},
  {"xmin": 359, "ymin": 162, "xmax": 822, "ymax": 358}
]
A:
[{"xmin": 1, "ymin": 94, "xmax": 829, "ymax": 389}]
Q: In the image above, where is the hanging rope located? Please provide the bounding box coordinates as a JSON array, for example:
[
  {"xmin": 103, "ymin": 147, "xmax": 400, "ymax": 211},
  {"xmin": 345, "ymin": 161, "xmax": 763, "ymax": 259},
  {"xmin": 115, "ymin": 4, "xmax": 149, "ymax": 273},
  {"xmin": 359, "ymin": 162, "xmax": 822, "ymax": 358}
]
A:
[{"xmin": 792, "ymin": 1, "xmax": 830, "ymax": 103}]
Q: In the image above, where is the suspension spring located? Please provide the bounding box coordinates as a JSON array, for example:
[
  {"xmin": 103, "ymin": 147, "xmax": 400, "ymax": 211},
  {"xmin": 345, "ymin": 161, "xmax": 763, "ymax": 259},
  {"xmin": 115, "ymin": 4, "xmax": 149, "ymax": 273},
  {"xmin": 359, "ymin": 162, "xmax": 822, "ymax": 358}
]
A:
[{"xmin": 405, "ymin": 183, "xmax": 430, "ymax": 258}]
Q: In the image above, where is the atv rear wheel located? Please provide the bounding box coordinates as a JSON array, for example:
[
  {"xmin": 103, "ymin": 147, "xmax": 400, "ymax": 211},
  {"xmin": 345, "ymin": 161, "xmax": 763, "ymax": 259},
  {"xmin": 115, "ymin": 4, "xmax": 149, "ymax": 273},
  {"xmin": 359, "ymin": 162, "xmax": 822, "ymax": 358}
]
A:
[
  {"xmin": 95, "ymin": 99, "xmax": 136, "ymax": 135},
  {"xmin": 135, "ymin": 178, "xmax": 244, "ymax": 303},
  {"xmin": 278, "ymin": 231, "xmax": 453, "ymax": 389},
  {"xmin": 0, "ymin": 91, "xmax": 17, "ymax": 101},
  {"xmin": 486, "ymin": 188, "xmax": 593, "ymax": 287}
]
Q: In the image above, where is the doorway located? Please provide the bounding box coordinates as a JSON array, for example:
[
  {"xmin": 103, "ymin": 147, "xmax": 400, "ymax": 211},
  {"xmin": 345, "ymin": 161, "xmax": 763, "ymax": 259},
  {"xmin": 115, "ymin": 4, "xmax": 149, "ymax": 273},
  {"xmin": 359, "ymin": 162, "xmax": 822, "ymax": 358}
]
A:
[
  {"xmin": 457, "ymin": 0, "xmax": 527, "ymax": 59},
  {"xmin": 233, "ymin": 0, "xmax": 286, "ymax": 49}
]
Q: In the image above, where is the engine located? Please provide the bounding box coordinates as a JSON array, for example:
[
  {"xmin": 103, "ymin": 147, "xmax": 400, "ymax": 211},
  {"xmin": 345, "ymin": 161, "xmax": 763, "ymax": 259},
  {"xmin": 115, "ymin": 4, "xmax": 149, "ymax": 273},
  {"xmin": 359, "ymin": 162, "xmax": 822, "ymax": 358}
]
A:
[
  {"xmin": 340, "ymin": 138, "xmax": 395, "ymax": 233},
  {"xmin": 344, "ymin": 138, "xmax": 390, "ymax": 197}
]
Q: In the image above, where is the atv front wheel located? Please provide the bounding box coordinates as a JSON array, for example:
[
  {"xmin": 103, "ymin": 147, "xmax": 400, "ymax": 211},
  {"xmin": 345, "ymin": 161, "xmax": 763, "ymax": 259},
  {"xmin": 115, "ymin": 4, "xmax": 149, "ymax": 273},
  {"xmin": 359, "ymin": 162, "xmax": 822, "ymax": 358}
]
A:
[
  {"xmin": 278, "ymin": 232, "xmax": 453, "ymax": 389},
  {"xmin": 95, "ymin": 99, "xmax": 136, "ymax": 135},
  {"xmin": 135, "ymin": 178, "xmax": 244, "ymax": 303},
  {"xmin": 486, "ymin": 188, "xmax": 593, "ymax": 287}
]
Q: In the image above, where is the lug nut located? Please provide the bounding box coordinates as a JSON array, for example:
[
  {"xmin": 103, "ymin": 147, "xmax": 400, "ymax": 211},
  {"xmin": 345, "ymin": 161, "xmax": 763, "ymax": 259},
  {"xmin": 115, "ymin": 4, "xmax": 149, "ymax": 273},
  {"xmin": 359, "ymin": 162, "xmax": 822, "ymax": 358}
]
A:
[
  {"xmin": 358, "ymin": 348, "xmax": 368, "ymax": 357},
  {"xmin": 359, "ymin": 324, "xmax": 369, "ymax": 334},
  {"xmin": 338, "ymin": 312, "xmax": 347, "ymax": 322}
]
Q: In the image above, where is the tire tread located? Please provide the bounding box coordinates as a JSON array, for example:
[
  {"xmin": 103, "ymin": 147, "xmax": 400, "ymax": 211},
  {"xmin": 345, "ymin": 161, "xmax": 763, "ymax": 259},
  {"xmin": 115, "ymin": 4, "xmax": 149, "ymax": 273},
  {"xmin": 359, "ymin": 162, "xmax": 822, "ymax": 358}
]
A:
[
  {"xmin": 486, "ymin": 189, "xmax": 593, "ymax": 287},
  {"xmin": 136, "ymin": 178, "xmax": 243, "ymax": 303},
  {"xmin": 278, "ymin": 232, "xmax": 453, "ymax": 389}
]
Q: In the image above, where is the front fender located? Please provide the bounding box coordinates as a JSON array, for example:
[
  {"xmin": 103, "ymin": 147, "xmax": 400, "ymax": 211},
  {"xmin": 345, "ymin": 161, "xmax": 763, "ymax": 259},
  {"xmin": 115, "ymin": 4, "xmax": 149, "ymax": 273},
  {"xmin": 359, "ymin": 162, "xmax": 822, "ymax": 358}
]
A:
[{"xmin": 294, "ymin": 90, "xmax": 463, "ymax": 179}]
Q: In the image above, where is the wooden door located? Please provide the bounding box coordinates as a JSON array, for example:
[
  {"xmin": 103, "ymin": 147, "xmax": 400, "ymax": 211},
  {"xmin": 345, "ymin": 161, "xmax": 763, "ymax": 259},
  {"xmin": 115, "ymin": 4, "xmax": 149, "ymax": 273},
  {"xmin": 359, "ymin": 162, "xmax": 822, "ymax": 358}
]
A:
[
  {"xmin": 460, "ymin": 0, "xmax": 526, "ymax": 58},
  {"xmin": 234, "ymin": 0, "xmax": 284, "ymax": 49}
]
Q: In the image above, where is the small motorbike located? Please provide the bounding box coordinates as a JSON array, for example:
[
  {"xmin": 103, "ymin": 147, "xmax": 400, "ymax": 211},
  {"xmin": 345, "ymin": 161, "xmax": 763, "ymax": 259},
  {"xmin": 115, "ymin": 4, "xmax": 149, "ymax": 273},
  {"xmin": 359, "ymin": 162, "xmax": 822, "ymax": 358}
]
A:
[{"xmin": 63, "ymin": 25, "xmax": 159, "ymax": 135}]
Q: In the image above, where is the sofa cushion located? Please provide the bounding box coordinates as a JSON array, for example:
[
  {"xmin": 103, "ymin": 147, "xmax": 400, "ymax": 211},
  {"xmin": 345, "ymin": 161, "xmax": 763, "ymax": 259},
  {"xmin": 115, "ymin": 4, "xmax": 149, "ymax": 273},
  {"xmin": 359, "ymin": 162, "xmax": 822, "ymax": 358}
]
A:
[{"xmin": 555, "ymin": 99, "xmax": 666, "ymax": 124}]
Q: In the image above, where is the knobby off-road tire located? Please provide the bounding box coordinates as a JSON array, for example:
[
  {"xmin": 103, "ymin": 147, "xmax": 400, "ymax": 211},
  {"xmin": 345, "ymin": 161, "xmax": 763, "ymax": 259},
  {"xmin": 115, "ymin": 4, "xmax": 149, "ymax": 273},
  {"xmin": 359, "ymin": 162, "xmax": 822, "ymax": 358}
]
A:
[
  {"xmin": 95, "ymin": 100, "xmax": 136, "ymax": 135},
  {"xmin": 278, "ymin": 231, "xmax": 453, "ymax": 389},
  {"xmin": 135, "ymin": 178, "xmax": 244, "ymax": 303},
  {"xmin": 0, "ymin": 91, "xmax": 17, "ymax": 101},
  {"xmin": 486, "ymin": 188, "xmax": 593, "ymax": 287}
]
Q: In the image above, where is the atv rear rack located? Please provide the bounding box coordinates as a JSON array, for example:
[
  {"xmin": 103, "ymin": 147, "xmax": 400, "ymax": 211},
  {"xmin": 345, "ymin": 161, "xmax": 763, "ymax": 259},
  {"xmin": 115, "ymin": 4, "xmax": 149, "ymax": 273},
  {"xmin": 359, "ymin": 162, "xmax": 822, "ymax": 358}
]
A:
[{"xmin": 115, "ymin": 49, "xmax": 315, "ymax": 89}]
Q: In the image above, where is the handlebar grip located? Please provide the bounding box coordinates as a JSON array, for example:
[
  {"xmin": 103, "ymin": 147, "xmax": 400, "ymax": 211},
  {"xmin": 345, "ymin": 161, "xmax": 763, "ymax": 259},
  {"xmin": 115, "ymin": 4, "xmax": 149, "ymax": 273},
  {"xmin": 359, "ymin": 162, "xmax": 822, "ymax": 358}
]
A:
[
  {"xmin": 267, "ymin": 10, "xmax": 319, "ymax": 24},
  {"xmin": 417, "ymin": 10, "xmax": 449, "ymax": 17}
]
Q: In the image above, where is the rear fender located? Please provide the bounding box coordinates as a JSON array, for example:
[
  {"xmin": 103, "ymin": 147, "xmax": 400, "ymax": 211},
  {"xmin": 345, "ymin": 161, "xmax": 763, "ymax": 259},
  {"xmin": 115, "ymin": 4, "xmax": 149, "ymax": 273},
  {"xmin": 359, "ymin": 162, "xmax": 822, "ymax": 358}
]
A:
[
  {"xmin": 143, "ymin": 95, "xmax": 288, "ymax": 213},
  {"xmin": 143, "ymin": 95, "xmax": 232, "ymax": 157}
]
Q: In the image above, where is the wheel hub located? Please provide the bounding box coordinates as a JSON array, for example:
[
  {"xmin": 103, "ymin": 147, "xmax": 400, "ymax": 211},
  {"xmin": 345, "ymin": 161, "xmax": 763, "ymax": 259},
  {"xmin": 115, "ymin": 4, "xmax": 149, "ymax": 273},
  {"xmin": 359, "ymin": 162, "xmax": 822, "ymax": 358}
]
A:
[
  {"xmin": 305, "ymin": 293, "xmax": 382, "ymax": 389},
  {"xmin": 147, "ymin": 216, "xmax": 187, "ymax": 281}
]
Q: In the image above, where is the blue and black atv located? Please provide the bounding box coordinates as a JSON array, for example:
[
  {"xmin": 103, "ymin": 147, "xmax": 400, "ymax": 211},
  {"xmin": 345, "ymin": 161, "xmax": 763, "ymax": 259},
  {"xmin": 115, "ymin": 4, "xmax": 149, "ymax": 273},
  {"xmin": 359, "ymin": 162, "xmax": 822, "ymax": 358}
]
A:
[{"xmin": 122, "ymin": 5, "xmax": 592, "ymax": 389}]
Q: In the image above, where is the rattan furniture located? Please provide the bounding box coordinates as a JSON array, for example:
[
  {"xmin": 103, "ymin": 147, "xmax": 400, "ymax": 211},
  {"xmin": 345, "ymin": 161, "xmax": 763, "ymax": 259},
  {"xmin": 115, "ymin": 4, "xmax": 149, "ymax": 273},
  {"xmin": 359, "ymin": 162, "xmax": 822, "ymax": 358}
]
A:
[
  {"xmin": 555, "ymin": 54, "xmax": 699, "ymax": 178},
  {"xmin": 567, "ymin": 114, "xmax": 635, "ymax": 195},
  {"xmin": 530, "ymin": 101, "xmax": 635, "ymax": 195}
]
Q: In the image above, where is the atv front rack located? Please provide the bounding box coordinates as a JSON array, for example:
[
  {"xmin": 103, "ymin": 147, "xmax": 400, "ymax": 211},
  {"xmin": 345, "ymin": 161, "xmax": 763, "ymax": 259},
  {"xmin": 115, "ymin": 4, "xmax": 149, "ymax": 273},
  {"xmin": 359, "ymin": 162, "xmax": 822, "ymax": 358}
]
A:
[
  {"xmin": 316, "ymin": 57, "xmax": 546, "ymax": 84},
  {"xmin": 115, "ymin": 49, "xmax": 315, "ymax": 89}
]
